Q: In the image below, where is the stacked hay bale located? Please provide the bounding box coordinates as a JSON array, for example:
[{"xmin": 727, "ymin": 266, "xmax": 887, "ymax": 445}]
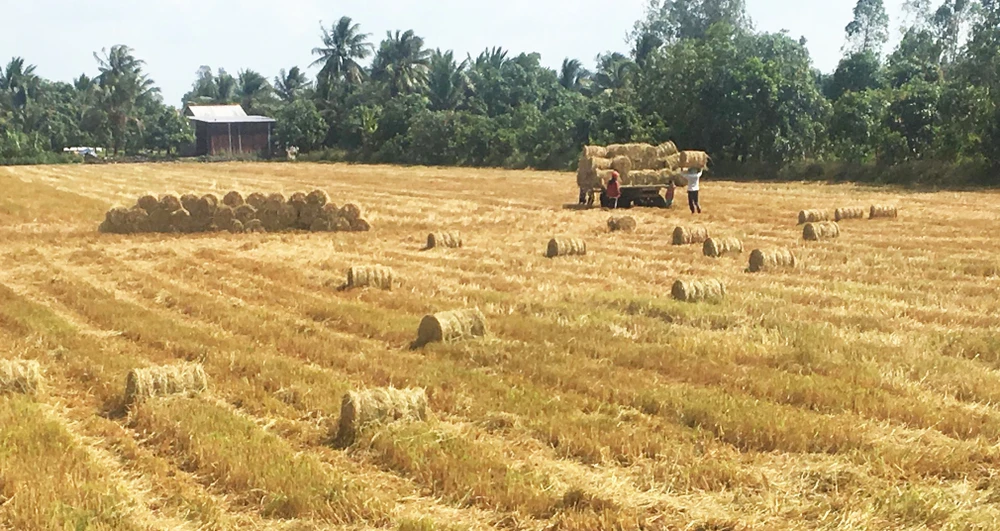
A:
[
  {"xmin": 803, "ymin": 221, "xmax": 841, "ymax": 241},
  {"xmin": 576, "ymin": 142, "xmax": 686, "ymax": 192},
  {"xmin": 99, "ymin": 189, "xmax": 371, "ymax": 235}
]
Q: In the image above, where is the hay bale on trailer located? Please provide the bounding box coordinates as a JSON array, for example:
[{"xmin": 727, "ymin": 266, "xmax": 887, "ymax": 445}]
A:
[
  {"xmin": 546, "ymin": 238, "xmax": 587, "ymax": 258},
  {"xmin": 672, "ymin": 279, "xmax": 726, "ymax": 303},
  {"xmin": 415, "ymin": 309, "xmax": 487, "ymax": 347},
  {"xmin": 672, "ymin": 226, "xmax": 710, "ymax": 246},
  {"xmin": 124, "ymin": 363, "xmax": 208, "ymax": 406},
  {"xmin": 656, "ymin": 141, "xmax": 679, "ymax": 158},
  {"xmin": 222, "ymin": 191, "xmax": 245, "ymax": 208},
  {"xmin": 798, "ymin": 210, "xmax": 830, "ymax": 224},
  {"xmin": 870, "ymin": 205, "xmax": 898, "ymax": 219},
  {"xmin": 703, "ymin": 237, "xmax": 744, "ymax": 258},
  {"xmin": 427, "ymin": 232, "xmax": 462, "ymax": 249},
  {"xmin": 610, "ymin": 156, "xmax": 633, "ymax": 181},
  {"xmin": 0, "ymin": 359, "xmax": 42, "ymax": 395},
  {"xmin": 606, "ymin": 143, "xmax": 659, "ymax": 168},
  {"xmin": 803, "ymin": 221, "xmax": 840, "ymax": 241},
  {"xmin": 334, "ymin": 387, "xmax": 428, "ymax": 445},
  {"xmin": 346, "ymin": 265, "xmax": 395, "ymax": 290},
  {"xmin": 749, "ymin": 248, "xmax": 797, "ymax": 273},
  {"xmin": 835, "ymin": 207, "xmax": 866, "ymax": 222},
  {"xmin": 608, "ymin": 216, "xmax": 637, "ymax": 232},
  {"xmin": 582, "ymin": 145, "xmax": 608, "ymax": 159}
]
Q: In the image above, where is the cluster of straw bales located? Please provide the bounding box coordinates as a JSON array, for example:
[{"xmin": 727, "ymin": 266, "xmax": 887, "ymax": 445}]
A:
[
  {"xmin": 577, "ymin": 143, "xmax": 703, "ymax": 192},
  {"xmin": 99, "ymin": 190, "xmax": 370, "ymax": 235},
  {"xmin": 799, "ymin": 205, "xmax": 899, "ymax": 225}
]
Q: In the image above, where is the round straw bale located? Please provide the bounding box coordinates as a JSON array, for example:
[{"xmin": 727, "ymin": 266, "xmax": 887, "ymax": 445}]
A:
[
  {"xmin": 870, "ymin": 205, "xmax": 898, "ymax": 219},
  {"xmin": 124, "ymin": 363, "xmax": 208, "ymax": 407},
  {"xmin": 577, "ymin": 167, "xmax": 599, "ymax": 190},
  {"xmin": 233, "ymin": 204, "xmax": 257, "ymax": 225},
  {"xmin": 0, "ymin": 359, "xmax": 42, "ymax": 395},
  {"xmin": 147, "ymin": 208, "xmax": 173, "ymax": 233},
  {"xmin": 656, "ymin": 141, "xmax": 679, "ymax": 158},
  {"xmin": 671, "ymin": 172, "xmax": 689, "ymax": 188},
  {"xmin": 427, "ymin": 232, "xmax": 462, "ymax": 249},
  {"xmin": 126, "ymin": 206, "xmax": 150, "ymax": 233},
  {"xmin": 263, "ymin": 193, "xmax": 285, "ymax": 211},
  {"xmin": 350, "ymin": 219, "xmax": 371, "ymax": 232},
  {"xmin": 749, "ymin": 248, "xmax": 797, "ymax": 273},
  {"xmin": 416, "ymin": 309, "xmax": 487, "ymax": 346},
  {"xmin": 170, "ymin": 209, "xmax": 193, "ymax": 233},
  {"xmin": 222, "ymin": 191, "xmax": 245, "ymax": 208},
  {"xmin": 834, "ymin": 207, "xmax": 866, "ymax": 222},
  {"xmin": 804, "ymin": 221, "xmax": 840, "ymax": 241},
  {"xmin": 213, "ymin": 205, "xmax": 235, "ymax": 228},
  {"xmin": 227, "ymin": 219, "xmax": 245, "ymax": 234},
  {"xmin": 582, "ymin": 156, "xmax": 613, "ymax": 173},
  {"xmin": 610, "ymin": 156, "xmax": 633, "ymax": 181},
  {"xmin": 679, "ymin": 151, "xmax": 710, "ymax": 170},
  {"xmin": 672, "ymin": 226, "xmax": 710, "ymax": 246},
  {"xmin": 136, "ymin": 194, "xmax": 159, "ymax": 212},
  {"xmin": 159, "ymin": 194, "xmax": 182, "ymax": 213},
  {"xmin": 244, "ymin": 219, "xmax": 266, "ymax": 234},
  {"xmin": 99, "ymin": 207, "xmax": 131, "ymax": 234},
  {"xmin": 672, "ymin": 279, "xmax": 726, "ymax": 303},
  {"xmin": 582, "ymin": 145, "xmax": 608, "ymax": 159},
  {"xmin": 546, "ymin": 238, "xmax": 587, "ymax": 258},
  {"xmin": 306, "ymin": 189, "xmax": 329, "ymax": 207},
  {"xmin": 339, "ymin": 203, "xmax": 362, "ymax": 222},
  {"xmin": 288, "ymin": 192, "xmax": 307, "ymax": 206},
  {"xmin": 608, "ymin": 216, "xmax": 637, "ymax": 232},
  {"xmin": 180, "ymin": 194, "xmax": 199, "ymax": 213},
  {"xmin": 202, "ymin": 193, "xmax": 219, "ymax": 210},
  {"xmin": 309, "ymin": 217, "xmax": 331, "ymax": 232},
  {"xmin": 347, "ymin": 265, "xmax": 395, "ymax": 290},
  {"xmin": 333, "ymin": 217, "xmax": 352, "ymax": 232},
  {"xmin": 335, "ymin": 387, "xmax": 428, "ymax": 444},
  {"xmin": 703, "ymin": 237, "xmax": 744, "ymax": 258},
  {"xmin": 798, "ymin": 209, "xmax": 830, "ymax": 225},
  {"xmin": 245, "ymin": 192, "xmax": 267, "ymax": 210}
]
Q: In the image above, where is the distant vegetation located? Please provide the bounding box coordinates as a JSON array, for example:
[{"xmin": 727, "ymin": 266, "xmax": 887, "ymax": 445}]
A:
[{"xmin": 3, "ymin": 0, "xmax": 1000, "ymax": 185}]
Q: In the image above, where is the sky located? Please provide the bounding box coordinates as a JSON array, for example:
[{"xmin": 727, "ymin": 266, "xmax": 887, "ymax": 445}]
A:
[{"xmin": 3, "ymin": 0, "xmax": 910, "ymax": 106}]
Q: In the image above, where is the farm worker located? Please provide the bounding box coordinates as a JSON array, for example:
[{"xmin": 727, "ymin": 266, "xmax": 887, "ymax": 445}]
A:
[
  {"xmin": 606, "ymin": 171, "xmax": 621, "ymax": 209},
  {"xmin": 686, "ymin": 167, "xmax": 703, "ymax": 214},
  {"xmin": 578, "ymin": 188, "xmax": 587, "ymax": 205},
  {"xmin": 665, "ymin": 182, "xmax": 675, "ymax": 208}
]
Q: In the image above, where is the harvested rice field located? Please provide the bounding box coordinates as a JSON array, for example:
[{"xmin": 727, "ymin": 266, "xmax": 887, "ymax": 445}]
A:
[{"xmin": 3, "ymin": 162, "xmax": 1000, "ymax": 530}]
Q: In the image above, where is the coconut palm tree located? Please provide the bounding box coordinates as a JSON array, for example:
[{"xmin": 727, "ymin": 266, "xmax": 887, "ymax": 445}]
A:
[
  {"xmin": 275, "ymin": 67, "xmax": 311, "ymax": 102},
  {"xmin": 311, "ymin": 17, "xmax": 373, "ymax": 86},
  {"xmin": 236, "ymin": 69, "xmax": 274, "ymax": 113},
  {"xmin": 0, "ymin": 57, "xmax": 39, "ymax": 124},
  {"xmin": 372, "ymin": 30, "xmax": 431, "ymax": 97},
  {"xmin": 427, "ymin": 49, "xmax": 471, "ymax": 111},
  {"xmin": 473, "ymin": 47, "xmax": 509, "ymax": 71},
  {"xmin": 594, "ymin": 52, "xmax": 637, "ymax": 92},
  {"xmin": 94, "ymin": 45, "xmax": 158, "ymax": 154},
  {"xmin": 559, "ymin": 58, "xmax": 591, "ymax": 92}
]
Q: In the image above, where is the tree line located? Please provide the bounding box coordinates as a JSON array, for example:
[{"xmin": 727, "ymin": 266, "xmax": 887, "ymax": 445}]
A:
[{"xmin": 2, "ymin": 0, "xmax": 1000, "ymax": 184}]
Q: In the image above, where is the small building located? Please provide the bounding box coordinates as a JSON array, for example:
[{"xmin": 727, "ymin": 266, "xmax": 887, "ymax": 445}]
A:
[{"xmin": 184, "ymin": 104, "xmax": 276, "ymax": 157}]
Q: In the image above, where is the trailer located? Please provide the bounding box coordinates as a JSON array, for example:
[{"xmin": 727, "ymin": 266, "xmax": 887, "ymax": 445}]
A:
[{"xmin": 583, "ymin": 184, "xmax": 675, "ymax": 209}]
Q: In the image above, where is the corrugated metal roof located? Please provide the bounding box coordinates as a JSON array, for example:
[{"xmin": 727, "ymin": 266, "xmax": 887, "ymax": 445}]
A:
[
  {"xmin": 188, "ymin": 116, "xmax": 276, "ymax": 124},
  {"xmin": 185, "ymin": 105, "xmax": 248, "ymax": 119}
]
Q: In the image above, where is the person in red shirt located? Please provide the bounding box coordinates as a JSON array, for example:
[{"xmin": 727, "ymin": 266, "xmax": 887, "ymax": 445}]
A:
[{"xmin": 606, "ymin": 171, "xmax": 621, "ymax": 209}]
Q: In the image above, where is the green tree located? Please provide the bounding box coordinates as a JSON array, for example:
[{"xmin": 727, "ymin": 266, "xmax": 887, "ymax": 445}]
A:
[
  {"xmin": 372, "ymin": 30, "xmax": 432, "ymax": 97},
  {"xmin": 146, "ymin": 105, "xmax": 194, "ymax": 154},
  {"xmin": 312, "ymin": 17, "xmax": 373, "ymax": 87},
  {"xmin": 827, "ymin": 51, "xmax": 883, "ymax": 100},
  {"xmin": 829, "ymin": 89, "xmax": 887, "ymax": 161},
  {"xmin": 845, "ymin": 0, "xmax": 890, "ymax": 54},
  {"xmin": 887, "ymin": 28, "xmax": 943, "ymax": 88},
  {"xmin": 275, "ymin": 99, "xmax": 327, "ymax": 151},
  {"xmin": 559, "ymin": 59, "xmax": 590, "ymax": 92},
  {"xmin": 633, "ymin": 0, "xmax": 751, "ymax": 42},
  {"xmin": 594, "ymin": 53, "xmax": 636, "ymax": 92},
  {"xmin": 236, "ymin": 69, "xmax": 275, "ymax": 114},
  {"xmin": 93, "ymin": 45, "xmax": 158, "ymax": 155},
  {"xmin": 274, "ymin": 67, "xmax": 310, "ymax": 102},
  {"xmin": 427, "ymin": 49, "xmax": 471, "ymax": 111}
]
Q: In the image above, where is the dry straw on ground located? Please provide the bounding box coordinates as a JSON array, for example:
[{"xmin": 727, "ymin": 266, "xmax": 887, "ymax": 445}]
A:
[
  {"xmin": 870, "ymin": 205, "xmax": 899, "ymax": 219},
  {"xmin": 607, "ymin": 216, "xmax": 637, "ymax": 232},
  {"xmin": 672, "ymin": 279, "xmax": 726, "ymax": 303},
  {"xmin": 0, "ymin": 359, "xmax": 42, "ymax": 395},
  {"xmin": 798, "ymin": 209, "xmax": 831, "ymax": 224},
  {"xmin": 804, "ymin": 221, "xmax": 841, "ymax": 241},
  {"xmin": 415, "ymin": 309, "xmax": 487, "ymax": 347},
  {"xmin": 426, "ymin": 232, "xmax": 462, "ymax": 249},
  {"xmin": 334, "ymin": 387, "xmax": 428, "ymax": 445},
  {"xmin": 546, "ymin": 238, "xmax": 587, "ymax": 258},
  {"xmin": 703, "ymin": 237, "xmax": 744, "ymax": 258},
  {"xmin": 835, "ymin": 207, "xmax": 866, "ymax": 222},
  {"xmin": 124, "ymin": 363, "xmax": 208, "ymax": 406},
  {"xmin": 749, "ymin": 248, "xmax": 798, "ymax": 273},
  {"xmin": 346, "ymin": 265, "xmax": 395, "ymax": 290},
  {"xmin": 679, "ymin": 151, "xmax": 709, "ymax": 169},
  {"xmin": 673, "ymin": 226, "xmax": 710, "ymax": 246}
]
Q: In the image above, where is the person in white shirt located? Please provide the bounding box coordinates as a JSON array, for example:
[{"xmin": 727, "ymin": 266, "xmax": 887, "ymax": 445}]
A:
[{"xmin": 685, "ymin": 167, "xmax": 703, "ymax": 214}]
